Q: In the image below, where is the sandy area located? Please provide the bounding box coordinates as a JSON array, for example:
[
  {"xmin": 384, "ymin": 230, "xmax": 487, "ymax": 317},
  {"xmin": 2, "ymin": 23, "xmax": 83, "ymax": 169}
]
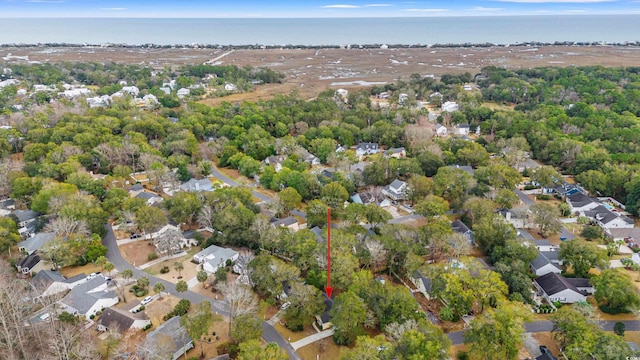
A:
[{"xmin": 3, "ymin": 45, "xmax": 640, "ymax": 102}]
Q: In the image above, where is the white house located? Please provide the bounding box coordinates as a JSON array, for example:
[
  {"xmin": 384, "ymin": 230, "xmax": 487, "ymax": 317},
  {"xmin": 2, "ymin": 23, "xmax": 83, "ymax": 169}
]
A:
[
  {"xmin": 193, "ymin": 245, "xmax": 239, "ymax": 274},
  {"xmin": 18, "ymin": 232, "xmax": 55, "ymax": 255},
  {"xmin": 59, "ymin": 277, "xmax": 119, "ymax": 318},
  {"xmin": 31, "ymin": 270, "xmax": 87, "ymax": 297},
  {"xmin": 135, "ymin": 191, "xmax": 163, "ymax": 206},
  {"xmin": 179, "ymin": 178, "xmax": 214, "ymax": 192},
  {"xmin": 566, "ymin": 192, "xmax": 600, "ymax": 214},
  {"xmin": 270, "ymin": 216, "xmax": 300, "ymax": 231},
  {"xmin": 610, "ymin": 228, "xmax": 640, "ymax": 248},
  {"xmin": 0, "ymin": 79, "xmax": 19, "ymax": 88},
  {"xmin": 265, "ymin": 155, "xmax": 287, "ymax": 172},
  {"xmin": 355, "ymin": 142, "xmax": 380, "ymax": 157},
  {"xmin": 534, "ymin": 273, "xmax": 591, "ymax": 304},
  {"xmin": 143, "ymin": 316, "xmax": 193, "ymax": 360},
  {"xmin": 435, "ymin": 123, "xmax": 448, "ymax": 137},
  {"xmin": 86, "ymin": 95, "xmax": 111, "ymax": 108},
  {"xmin": 533, "ymin": 239, "xmax": 558, "ymax": 252},
  {"xmin": 530, "ymin": 252, "xmax": 562, "ymax": 277},
  {"xmin": 176, "ymin": 88, "xmax": 190, "ymax": 98},
  {"xmin": 383, "ymin": 179, "xmax": 407, "ymax": 200},
  {"xmin": 121, "ymin": 86, "xmax": 140, "ymax": 96},
  {"xmin": 585, "ymin": 205, "xmax": 635, "ymax": 230},
  {"xmin": 454, "ymin": 123, "xmax": 471, "ymax": 136},
  {"xmin": 16, "ymin": 253, "xmax": 41, "ymax": 277},
  {"xmin": 384, "ymin": 147, "xmax": 406, "ymax": 159},
  {"xmin": 442, "ymin": 101, "xmax": 459, "ymax": 112},
  {"xmin": 224, "ymin": 83, "xmax": 238, "ymax": 92}
]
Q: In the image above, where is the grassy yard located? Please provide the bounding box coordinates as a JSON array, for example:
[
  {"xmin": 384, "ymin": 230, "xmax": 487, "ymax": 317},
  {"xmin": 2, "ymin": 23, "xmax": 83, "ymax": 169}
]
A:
[{"xmin": 297, "ymin": 338, "xmax": 344, "ymax": 360}]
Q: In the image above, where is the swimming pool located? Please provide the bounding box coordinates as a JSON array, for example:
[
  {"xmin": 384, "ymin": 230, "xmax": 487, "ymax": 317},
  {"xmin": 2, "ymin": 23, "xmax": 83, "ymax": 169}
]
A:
[{"xmin": 604, "ymin": 203, "xmax": 614, "ymax": 210}]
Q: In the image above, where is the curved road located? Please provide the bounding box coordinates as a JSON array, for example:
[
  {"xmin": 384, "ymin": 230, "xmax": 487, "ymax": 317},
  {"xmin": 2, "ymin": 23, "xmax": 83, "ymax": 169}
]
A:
[
  {"xmin": 102, "ymin": 224, "xmax": 301, "ymax": 360},
  {"xmin": 447, "ymin": 319, "xmax": 640, "ymax": 345}
]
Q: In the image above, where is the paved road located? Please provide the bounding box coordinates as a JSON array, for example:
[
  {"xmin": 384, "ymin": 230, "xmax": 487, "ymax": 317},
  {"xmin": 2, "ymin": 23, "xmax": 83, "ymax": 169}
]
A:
[
  {"xmin": 389, "ymin": 214, "xmax": 424, "ymax": 224},
  {"xmin": 102, "ymin": 225, "xmax": 301, "ymax": 360},
  {"xmin": 446, "ymin": 319, "xmax": 640, "ymax": 345},
  {"xmin": 210, "ymin": 167, "xmax": 272, "ymax": 203}
]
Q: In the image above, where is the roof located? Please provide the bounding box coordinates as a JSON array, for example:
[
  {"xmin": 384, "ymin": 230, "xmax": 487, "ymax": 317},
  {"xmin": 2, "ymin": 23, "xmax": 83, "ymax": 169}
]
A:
[
  {"xmin": 534, "ymin": 239, "xmax": 552, "ymax": 247},
  {"xmin": 0, "ymin": 198, "xmax": 15, "ymax": 209},
  {"xmin": 60, "ymin": 277, "xmax": 115, "ymax": 315},
  {"xmin": 386, "ymin": 147, "xmax": 405, "ymax": 154},
  {"xmin": 610, "ymin": 228, "xmax": 640, "ymax": 240},
  {"xmin": 146, "ymin": 316, "xmax": 192, "ymax": 353},
  {"xmin": 271, "ymin": 216, "xmax": 298, "ymax": 227},
  {"xmin": 266, "ymin": 155, "xmax": 286, "ymax": 165},
  {"xmin": 99, "ymin": 306, "xmax": 149, "ymax": 332},
  {"xmin": 566, "ymin": 278, "xmax": 591, "ymax": 288},
  {"xmin": 18, "ymin": 232, "xmax": 55, "ymax": 254},
  {"xmin": 356, "ymin": 142, "xmax": 378, "ymax": 150},
  {"xmin": 451, "ymin": 220, "xmax": 471, "ymax": 234},
  {"xmin": 136, "ymin": 192, "xmax": 161, "ymax": 201},
  {"xmin": 195, "ymin": 245, "xmax": 239, "ymax": 269},
  {"xmin": 455, "ymin": 123, "xmax": 470, "ymax": 128},
  {"xmin": 319, "ymin": 294, "xmax": 334, "ymax": 323},
  {"xmin": 31, "ymin": 269, "xmax": 67, "ymax": 288},
  {"xmin": 536, "ymin": 350, "xmax": 558, "ymax": 360},
  {"xmin": 534, "ymin": 273, "xmax": 588, "ymax": 297},
  {"xmin": 388, "ymin": 179, "xmax": 406, "ymax": 191},
  {"xmin": 450, "ymin": 164, "xmax": 474, "ymax": 176},
  {"xmin": 17, "ymin": 253, "xmax": 40, "ymax": 270},
  {"xmin": 13, "ymin": 209, "xmax": 39, "ymax": 223},
  {"xmin": 412, "ymin": 271, "xmax": 432, "ymax": 293},
  {"xmin": 129, "ymin": 183, "xmax": 144, "ymax": 192},
  {"xmin": 531, "ymin": 253, "xmax": 561, "ymax": 271},
  {"xmin": 179, "ymin": 178, "xmax": 213, "ymax": 192},
  {"xmin": 566, "ymin": 192, "xmax": 596, "ymax": 208}
]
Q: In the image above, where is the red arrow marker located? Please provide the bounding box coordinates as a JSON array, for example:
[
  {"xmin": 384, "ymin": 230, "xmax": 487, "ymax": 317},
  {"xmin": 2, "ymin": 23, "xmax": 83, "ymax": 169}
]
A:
[{"xmin": 326, "ymin": 208, "xmax": 333, "ymax": 298}]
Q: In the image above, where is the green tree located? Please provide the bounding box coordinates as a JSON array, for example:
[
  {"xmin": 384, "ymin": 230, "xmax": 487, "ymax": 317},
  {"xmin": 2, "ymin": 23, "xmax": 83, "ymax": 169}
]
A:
[
  {"xmin": 238, "ymin": 340, "xmax": 288, "ymax": 360},
  {"xmin": 321, "ymin": 182, "xmax": 349, "ymax": 209},
  {"xmin": 306, "ymin": 199, "xmax": 329, "ymax": 228},
  {"xmin": 531, "ymin": 166, "xmax": 561, "ymax": 194},
  {"xmin": 277, "ymin": 187, "xmax": 302, "ymax": 216},
  {"xmin": 432, "ymin": 166, "xmax": 474, "ymax": 209},
  {"xmin": 330, "ymin": 291, "xmax": 368, "ymax": 346},
  {"xmin": 340, "ymin": 335, "xmax": 390, "ymax": 360},
  {"xmin": 494, "ymin": 189, "xmax": 520, "ymax": 209},
  {"xmin": 196, "ymin": 271, "xmax": 208, "ymax": 288},
  {"xmin": 135, "ymin": 206, "xmax": 167, "ymax": 235},
  {"xmin": 559, "ymin": 239, "xmax": 607, "ymax": 278},
  {"xmin": 592, "ymin": 269, "xmax": 640, "ymax": 314},
  {"xmin": 153, "ymin": 282, "xmax": 166, "ymax": 298},
  {"xmin": 581, "ymin": 225, "xmax": 604, "ymax": 240},
  {"xmin": 283, "ymin": 282, "xmax": 325, "ymax": 331},
  {"xmin": 614, "ymin": 322, "xmax": 625, "ymax": 337},
  {"xmin": 0, "ymin": 217, "xmax": 21, "ymax": 252},
  {"xmin": 406, "ymin": 175, "xmax": 433, "ymax": 204},
  {"xmin": 230, "ymin": 313, "xmax": 263, "ymax": 343},
  {"xmin": 415, "ymin": 195, "xmax": 449, "ymax": 217},
  {"xmin": 103, "ymin": 262, "xmax": 115, "ymax": 277},
  {"xmin": 464, "ymin": 302, "xmax": 531, "ymax": 360},
  {"xmin": 180, "ymin": 301, "xmax": 219, "ymax": 358},
  {"xmin": 163, "ymin": 192, "xmax": 202, "ymax": 225},
  {"xmin": 174, "ymin": 261, "xmax": 184, "ymax": 278},
  {"xmin": 531, "ymin": 203, "xmax": 562, "ymax": 237},
  {"xmin": 175, "ymin": 280, "xmax": 188, "ymax": 294}
]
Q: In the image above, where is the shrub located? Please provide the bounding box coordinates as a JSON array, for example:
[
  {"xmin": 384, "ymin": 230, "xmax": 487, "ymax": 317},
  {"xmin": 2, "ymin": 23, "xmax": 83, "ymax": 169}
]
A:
[
  {"xmin": 614, "ymin": 321, "xmax": 625, "ymax": 336},
  {"xmin": 58, "ymin": 311, "xmax": 78, "ymax": 324},
  {"xmin": 439, "ymin": 306, "xmax": 456, "ymax": 322},
  {"xmin": 159, "ymin": 266, "xmax": 170, "ymax": 274},
  {"xmin": 138, "ymin": 305, "xmax": 145, "ymax": 311},
  {"xmin": 142, "ymin": 323, "xmax": 152, "ymax": 331},
  {"xmin": 173, "ymin": 299, "xmax": 191, "ymax": 316},
  {"xmin": 147, "ymin": 253, "xmax": 158, "ymax": 261},
  {"xmin": 457, "ymin": 351, "xmax": 469, "ymax": 360},
  {"xmin": 552, "ymin": 301, "xmax": 562, "ymax": 309},
  {"xmin": 524, "ymin": 185, "xmax": 536, "ymax": 190},
  {"xmin": 536, "ymin": 194, "xmax": 552, "ymax": 200},
  {"xmin": 600, "ymin": 305, "xmax": 628, "ymax": 315},
  {"xmin": 89, "ymin": 314, "xmax": 95, "ymax": 320}
]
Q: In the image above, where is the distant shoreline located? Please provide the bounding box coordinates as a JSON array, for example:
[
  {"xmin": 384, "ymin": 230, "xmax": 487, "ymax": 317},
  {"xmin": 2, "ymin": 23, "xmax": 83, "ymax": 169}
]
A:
[{"xmin": 1, "ymin": 41, "xmax": 640, "ymax": 50}]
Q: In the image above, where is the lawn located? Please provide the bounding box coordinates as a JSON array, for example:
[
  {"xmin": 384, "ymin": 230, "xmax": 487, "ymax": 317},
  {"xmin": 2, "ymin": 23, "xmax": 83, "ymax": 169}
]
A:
[
  {"xmin": 119, "ymin": 240, "xmax": 158, "ymax": 267},
  {"xmin": 60, "ymin": 263, "xmax": 102, "ymax": 278},
  {"xmin": 297, "ymin": 337, "xmax": 344, "ymax": 360},
  {"xmin": 143, "ymin": 253, "xmax": 200, "ymax": 285},
  {"xmin": 274, "ymin": 323, "xmax": 316, "ymax": 343}
]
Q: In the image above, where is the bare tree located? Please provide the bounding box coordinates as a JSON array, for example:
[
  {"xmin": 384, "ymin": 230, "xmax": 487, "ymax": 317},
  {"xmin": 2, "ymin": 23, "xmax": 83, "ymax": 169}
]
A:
[
  {"xmin": 44, "ymin": 216, "xmax": 90, "ymax": 239},
  {"xmin": 197, "ymin": 204, "xmax": 215, "ymax": 231},
  {"xmin": 154, "ymin": 227, "xmax": 184, "ymax": 257},
  {"xmin": 221, "ymin": 282, "xmax": 259, "ymax": 333},
  {"xmin": 364, "ymin": 239, "xmax": 388, "ymax": 270},
  {"xmin": 445, "ymin": 233, "xmax": 472, "ymax": 261}
]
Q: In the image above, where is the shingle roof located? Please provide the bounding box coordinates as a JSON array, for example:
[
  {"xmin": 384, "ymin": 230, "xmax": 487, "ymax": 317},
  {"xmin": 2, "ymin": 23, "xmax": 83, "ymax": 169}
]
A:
[
  {"xmin": 271, "ymin": 216, "xmax": 298, "ymax": 227},
  {"xmin": 388, "ymin": 179, "xmax": 406, "ymax": 191},
  {"xmin": 531, "ymin": 252, "xmax": 561, "ymax": 271},
  {"xmin": 412, "ymin": 271, "xmax": 432, "ymax": 293},
  {"xmin": 610, "ymin": 228, "xmax": 640, "ymax": 240},
  {"xmin": 566, "ymin": 192, "xmax": 596, "ymax": 208},
  {"xmin": 179, "ymin": 178, "xmax": 213, "ymax": 192},
  {"xmin": 535, "ymin": 273, "xmax": 587, "ymax": 296},
  {"xmin": 566, "ymin": 278, "xmax": 591, "ymax": 288},
  {"xmin": 135, "ymin": 192, "xmax": 161, "ymax": 201},
  {"xmin": 99, "ymin": 306, "xmax": 148, "ymax": 332},
  {"xmin": 17, "ymin": 253, "xmax": 40, "ymax": 270},
  {"xmin": 18, "ymin": 232, "xmax": 55, "ymax": 254},
  {"xmin": 13, "ymin": 209, "xmax": 39, "ymax": 223},
  {"xmin": 129, "ymin": 183, "xmax": 144, "ymax": 192},
  {"xmin": 452, "ymin": 220, "xmax": 471, "ymax": 234},
  {"xmin": 60, "ymin": 277, "xmax": 115, "ymax": 315},
  {"xmin": 32, "ymin": 269, "xmax": 66, "ymax": 287},
  {"xmin": 146, "ymin": 316, "xmax": 192, "ymax": 354}
]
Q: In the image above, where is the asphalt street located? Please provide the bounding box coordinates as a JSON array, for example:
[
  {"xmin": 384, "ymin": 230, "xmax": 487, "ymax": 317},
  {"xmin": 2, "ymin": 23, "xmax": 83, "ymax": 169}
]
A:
[{"xmin": 102, "ymin": 224, "xmax": 301, "ymax": 360}]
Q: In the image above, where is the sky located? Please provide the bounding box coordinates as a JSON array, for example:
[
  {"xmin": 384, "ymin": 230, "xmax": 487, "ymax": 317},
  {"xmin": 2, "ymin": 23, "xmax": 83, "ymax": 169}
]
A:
[{"xmin": 3, "ymin": 0, "xmax": 640, "ymax": 18}]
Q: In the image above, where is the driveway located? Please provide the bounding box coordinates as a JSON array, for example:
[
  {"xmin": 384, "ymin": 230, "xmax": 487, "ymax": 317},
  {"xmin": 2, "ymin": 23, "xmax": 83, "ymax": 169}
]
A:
[
  {"xmin": 515, "ymin": 189, "xmax": 576, "ymax": 241},
  {"xmin": 102, "ymin": 224, "xmax": 301, "ymax": 360},
  {"xmin": 210, "ymin": 167, "xmax": 272, "ymax": 203}
]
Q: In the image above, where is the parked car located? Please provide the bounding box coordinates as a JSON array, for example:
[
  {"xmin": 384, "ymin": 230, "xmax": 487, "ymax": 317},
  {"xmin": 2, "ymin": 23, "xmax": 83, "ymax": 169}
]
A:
[
  {"xmin": 141, "ymin": 296, "xmax": 154, "ymax": 305},
  {"xmin": 280, "ymin": 302, "xmax": 291, "ymax": 310},
  {"xmin": 87, "ymin": 272, "xmax": 101, "ymax": 280},
  {"xmin": 130, "ymin": 233, "xmax": 142, "ymax": 239}
]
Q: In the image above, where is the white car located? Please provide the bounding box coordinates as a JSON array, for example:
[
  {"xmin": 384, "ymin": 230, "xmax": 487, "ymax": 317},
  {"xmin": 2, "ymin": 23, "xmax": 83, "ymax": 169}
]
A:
[
  {"xmin": 280, "ymin": 302, "xmax": 291, "ymax": 310},
  {"xmin": 141, "ymin": 296, "xmax": 154, "ymax": 306},
  {"xmin": 87, "ymin": 272, "xmax": 102, "ymax": 281}
]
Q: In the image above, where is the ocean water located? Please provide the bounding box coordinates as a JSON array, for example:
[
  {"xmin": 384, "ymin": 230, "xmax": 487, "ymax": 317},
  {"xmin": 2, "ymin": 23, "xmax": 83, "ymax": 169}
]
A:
[{"xmin": 0, "ymin": 16, "xmax": 639, "ymax": 46}]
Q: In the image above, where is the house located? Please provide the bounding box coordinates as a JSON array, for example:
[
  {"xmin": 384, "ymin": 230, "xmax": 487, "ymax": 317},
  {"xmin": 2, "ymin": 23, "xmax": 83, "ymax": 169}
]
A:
[
  {"xmin": 566, "ymin": 192, "xmax": 599, "ymax": 214},
  {"xmin": 498, "ymin": 208, "xmax": 530, "ymax": 228},
  {"xmin": 59, "ymin": 277, "xmax": 119, "ymax": 318},
  {"xmin": 86, "ymin": 95, "xmax": 111, "ymax": 108},
  {"xmin": 385, "ymin": 147, "xmax": 406, "ymax": 159},
  {"xmin": 530, "ymin": 252, "xmax": 562, "ymax": 277},
  {"xmin": 143, "ymin": 316, "xmax": 193, "ymax": 360},
  {"xmin": 435, "ymin": 123, "xmax": 448, "ymax": 137},
  {"xmin": 16, "ymin": 253, "xmax": 41, "ymax": 277},
  {"xmin": 300, "ymin": 149, "xmax": 321, "ymax": 166},
  {"xmin": 533, "ymin": 239, "xmax": 558, "ymax": 252},
  {"xmin": 351, "ymin": 190, "xmax": 391, "ymax": 207},
  {"xmin": 31, "ymin": 270, "xmax": 86, "ymax": 297},
  {"xmin": 121, "ymin": 86, "xmax": 139, "ymax": 96},
  {"xmin": 585, "ymin": 205, "xmax": 635, "ymax": 230},
  {"xmin": 451, "ymin": 220, "xmax": 474, "ymax": 245},
  {"xmin": 151, "ymin": 225, "xmax": 195, "ymax": 255},
  {"xmin": 176, "ymin": 88, "xmax": 190, "ymax": 98},
  {"xmin": 13, "ymin": 209, "xmax": 39, "ymax": 229},
  {"xmin": 97, "ymin": 306, "xmax": 151, "ymax": 333},
  {"xmin": 454, "ymin": 123, "xmax": 470, "ymax": 136},
  {"xmin": 309, "ymin": 226, "xmax": 325, "ymax": 243},
  {"xmin": 551, "ymin": 182, "xmax": 582, "ymax": 197},
  {"xmin": 534, "ymin": 273, "xmax": 592, "ymax": 304},
  {"xmin": 193, "ymin": 245, "xmax": 239, "ymax": 274},
  {"xmin": 179, "ymin": 178, "xmax": 214, "ymax": 192},
  {"xmin": 135, "ymin": 191, "xmax": 163, "ymax": 206},
  {"xmin": 410, "ymin": 271, "xmax": 433, "ymax": 300},
  {"xmin": 610, "ymin": 228, "xmax": 640, "ymax": 248},
  {"xmin": 383, "ymin": 179, "xmax": 407, "ymax": 201},
  {"xmin": 355, "ymin": 142, "xmax": 380, "ymax": 157},
  {"xmin": 315, "ymin": 294, "xmax": 334, "ymax": 331},
  {"xmin": 335, "ymin": 88, "xmax": 348, "ymax": 100},
  {"xmin": 442, "ymin": 101, "xmax": 459, "ymax": 112},
  {"xmin": 265, "ymin": 155, "xmax": 287, "ymax": 172},
  {"xmin": 18, "ymin": 232, "xmax": 55, "ymax": 255},
  {"xmin": 450, "ymin": 164, "xmax": 474, "ymax": 176},
  {"xmin": 224, "ymin": 83, "xmax": 238, "ymax": 92},
  {"xmin": 398, "ymin": 93, "xmax": 409, "ymax": 105},
  {"xmin": 0, "ymin": 198, "xmax": 15, "ymax": 217},
  {"xmin": 270, "ymin": 216, "xmax": 300, "ymax": 231}
]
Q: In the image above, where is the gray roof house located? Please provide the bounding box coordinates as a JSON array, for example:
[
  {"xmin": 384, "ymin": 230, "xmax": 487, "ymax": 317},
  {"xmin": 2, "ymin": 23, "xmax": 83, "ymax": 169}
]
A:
[
  {"xmin": 585, "ymin": 205, "xmax": 635, "ymax": 230},
  {"xmin": 13, "ymin": 209, "xmax": 39, "ymax": 227},
  {"xmin": 179, "ymin": 178, "xmax": 214, "ymax": 192},
  {"xmin": 384, "ymin": 147, "xmax": 406, "ymax": 159},
  {"xmin": 31, "ymin": 270, "xmax": 86, "ymax": 297},
  {"xmin": 530, "ymin": 252, "xmax": 562, "ymax": 277},
  {"xmin": 265, "ymin": 155, "xmax": 287, "ymax": 172},
  {"xmin": 143, "ymin": 316, "xmax": 193, "ymax": 360},
  {"xmin": 59, "ymin": 277, "xmax": 118, "ymax": 318},
  {"xmin": 566, "ymin": 192, "xmax": 599, "ymax": 214},
  {"xmin": 18, "ymin": 232, "xmax": 55, "ymax": 255},
  {"xmin": 135, "ymin": 191, "xmax": 163, "ymax": 206},
  {"xmin": 383, "ymin": 179, "xmax": 407, "ymax": 201},
  {"xmin": 410, "ymin": 271, "xmax": 433, "ymax": 300},
  {"xmin": 452, "ymin": 220, "xmax": 474, "ymax": 245},
  {"xmin": 270, "ymin": 216, "xmax": 299, "ymax": 230},
  {"xmin": 610, "ymin": 228, "xmax": 640, "ymax": 247},
  {"xmin": 16, "ymin": 253, "xmax": 41, "ymax": 277},
  {"xmin": 534, "ymin": 273, "xmax": 592, "ymax": 304},
  {"xmin": 193, "ymin": 245, "xmax": 239, "ymax": 274},
  {"xmin": 98, "ymin": 306, "xmax": 151, "ymax": 333},
  {"xmin": 355, "ymin": 142, "xmax": 379, "ymax": 157}
]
